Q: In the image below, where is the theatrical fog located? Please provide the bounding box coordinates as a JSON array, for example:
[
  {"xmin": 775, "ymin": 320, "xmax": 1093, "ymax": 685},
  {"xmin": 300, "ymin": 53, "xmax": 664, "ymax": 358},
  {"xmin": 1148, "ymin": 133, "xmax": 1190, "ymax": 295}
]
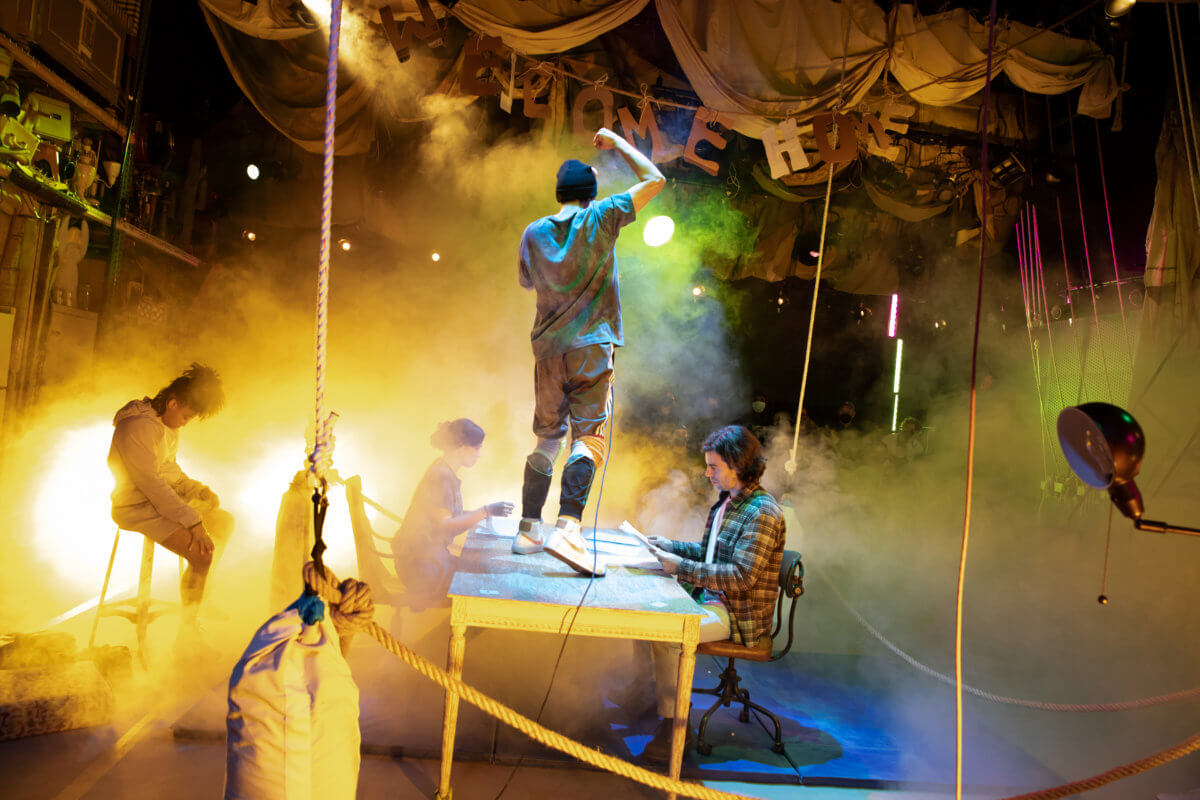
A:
[{"xmin": 0, "ymin": 2, "xmax": 1198, "ymax": 800}]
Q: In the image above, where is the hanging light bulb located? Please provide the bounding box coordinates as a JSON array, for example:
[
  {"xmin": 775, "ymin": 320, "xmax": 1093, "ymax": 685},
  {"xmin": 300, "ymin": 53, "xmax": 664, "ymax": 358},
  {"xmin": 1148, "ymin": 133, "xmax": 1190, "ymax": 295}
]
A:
[{"xmin": 246, "ymin": 163, "xmax": 260, "ymax": 181}]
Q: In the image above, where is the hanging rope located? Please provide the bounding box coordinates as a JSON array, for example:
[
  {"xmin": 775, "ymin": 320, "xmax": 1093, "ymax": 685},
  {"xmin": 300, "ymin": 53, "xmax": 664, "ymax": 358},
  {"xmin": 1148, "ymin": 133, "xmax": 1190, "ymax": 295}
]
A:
[
  {"xmin": 305, "ymin": 0, "xmax": 344, "ymax": 577},
  {"xmin": 954, "ymin": 3, "xmax": 998, "ymax": 796},
  {"xmin": 786, "ymin": 2, "xmax": 851, "ymax": 475},
  {"xmin": 308, "ymin": 0, "xmax": 342, "ymax": 490},
  {"xmin": 301, "ymin": 566, "xmax": 754, "ymax": 800},
  {"xmin": 785, "ymin": 165, "xmax": 834, "ymax": 475}
]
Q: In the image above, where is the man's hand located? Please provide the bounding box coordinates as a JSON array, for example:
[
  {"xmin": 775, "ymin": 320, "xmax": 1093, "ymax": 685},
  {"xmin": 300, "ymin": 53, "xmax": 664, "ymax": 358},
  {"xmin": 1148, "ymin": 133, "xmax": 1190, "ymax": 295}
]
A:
[
  {"xmin": 486, "ymin": 501, "xmax": 515, "ymax": 517},
  {"xmin": 189, "ymin": 523, "xmax": 216, "ymax": 558},
  {"xmin": 199, "ymin": 487, "xmax": 220, "ymax": 508},
  {"xmin": 593, "ymin": 127, "xmax": 622, "ymax": 150},
  {"xmin": 647, "ymin": 535, "xmax": 673, "ymax": 551},
  {"xmin": 650, "ymin": 544, "xmax": 683, "ymax": 576}
]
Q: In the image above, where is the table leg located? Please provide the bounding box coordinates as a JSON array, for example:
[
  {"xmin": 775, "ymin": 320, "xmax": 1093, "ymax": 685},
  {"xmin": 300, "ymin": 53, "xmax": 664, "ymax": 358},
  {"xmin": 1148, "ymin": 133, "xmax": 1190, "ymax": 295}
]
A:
[
  {"xmin": 436, "ymin": 622, "xmax": 468, "ymax": 800},
  {"xmin": 667, "ymin": 640, "xmax": 697, "ymax": 800}
]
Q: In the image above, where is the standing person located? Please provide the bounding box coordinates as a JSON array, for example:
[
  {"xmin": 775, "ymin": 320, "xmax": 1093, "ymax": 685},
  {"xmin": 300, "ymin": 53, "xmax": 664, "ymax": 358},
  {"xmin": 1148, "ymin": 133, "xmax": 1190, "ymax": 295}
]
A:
[
  {"xmin": 513, "ymin": 127, "xmax": 666, "ymax": 576},
  {"xmin": 107, "ymin": 363, "xmax": 233, "ymax": 646},
  {"xmin": 643, "ymin": 425, "xmax": 786, "ymax": 762},
  {"xmin": 395, "ymin": 418, "xmax": 513, "ymax": 608}
]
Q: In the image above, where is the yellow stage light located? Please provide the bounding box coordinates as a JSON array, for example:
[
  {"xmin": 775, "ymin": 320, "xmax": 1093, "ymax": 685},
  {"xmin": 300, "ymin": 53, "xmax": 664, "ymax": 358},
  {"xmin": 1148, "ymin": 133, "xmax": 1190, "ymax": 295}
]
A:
[{"xmin": 643, "ymin": 215, "xmax": 675, "ymax": 247}]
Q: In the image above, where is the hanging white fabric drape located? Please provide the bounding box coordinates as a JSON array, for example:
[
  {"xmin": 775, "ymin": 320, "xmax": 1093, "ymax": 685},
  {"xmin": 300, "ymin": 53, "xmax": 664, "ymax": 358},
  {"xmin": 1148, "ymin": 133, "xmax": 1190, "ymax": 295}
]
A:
[
  {"xmin": 450, "ymin": 0, "xmax": 651, "ymax": 54},
  {"xmin": 654, "ymin": 0, "xmax": 890, "ymax": 138},
  {"xmin": 654, "ymin": 0, "xmax": 1118, "ymax": 139}
]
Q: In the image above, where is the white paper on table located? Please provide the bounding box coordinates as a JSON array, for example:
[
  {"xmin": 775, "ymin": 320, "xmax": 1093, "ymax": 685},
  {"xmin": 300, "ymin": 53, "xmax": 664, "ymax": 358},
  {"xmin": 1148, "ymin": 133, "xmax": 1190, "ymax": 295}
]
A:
[{"xmin": 478, "ymin": 515, "xmax": 520, "ymax": 536}]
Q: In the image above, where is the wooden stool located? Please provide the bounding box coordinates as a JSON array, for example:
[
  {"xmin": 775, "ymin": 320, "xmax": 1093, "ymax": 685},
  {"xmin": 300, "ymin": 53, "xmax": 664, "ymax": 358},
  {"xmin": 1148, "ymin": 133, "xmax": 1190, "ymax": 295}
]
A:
[{"xmin": 88, "ymin": 528, "xmax": 180, "ymax": 665}]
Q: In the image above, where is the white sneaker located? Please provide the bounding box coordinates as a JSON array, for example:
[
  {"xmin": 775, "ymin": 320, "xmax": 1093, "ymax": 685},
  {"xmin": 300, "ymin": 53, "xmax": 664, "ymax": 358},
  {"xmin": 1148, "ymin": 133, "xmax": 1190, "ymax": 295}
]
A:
[
  {"xmin": 512, "ymin": 518, "xmax": 546, "ymax": 555},
  {"xmin": 543, "ymin": 518, "xmax": 607, "ymax": 577}
]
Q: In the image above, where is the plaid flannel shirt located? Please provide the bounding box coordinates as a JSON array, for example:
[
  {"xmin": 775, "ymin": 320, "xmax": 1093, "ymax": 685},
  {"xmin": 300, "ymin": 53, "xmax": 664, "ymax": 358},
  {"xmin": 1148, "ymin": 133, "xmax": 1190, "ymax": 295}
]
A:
[{"xmin": 670, "ymin": 481, "xmax": 785, "ymax": 646}]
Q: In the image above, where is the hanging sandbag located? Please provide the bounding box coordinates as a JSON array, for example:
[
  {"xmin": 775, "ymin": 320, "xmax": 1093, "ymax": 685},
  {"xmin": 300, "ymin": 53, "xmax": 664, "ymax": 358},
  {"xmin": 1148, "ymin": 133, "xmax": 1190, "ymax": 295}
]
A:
[{"xmin": 224, "ymin": 595, "xmax": 360, "ymax": 800}]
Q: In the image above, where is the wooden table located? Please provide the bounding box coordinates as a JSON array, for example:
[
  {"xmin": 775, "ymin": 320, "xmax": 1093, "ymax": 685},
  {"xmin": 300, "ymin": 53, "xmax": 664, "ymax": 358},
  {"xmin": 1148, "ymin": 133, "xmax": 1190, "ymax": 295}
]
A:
[{"xmin": 436, "ymin": 529, "xmax": 704, "ymax": 799}]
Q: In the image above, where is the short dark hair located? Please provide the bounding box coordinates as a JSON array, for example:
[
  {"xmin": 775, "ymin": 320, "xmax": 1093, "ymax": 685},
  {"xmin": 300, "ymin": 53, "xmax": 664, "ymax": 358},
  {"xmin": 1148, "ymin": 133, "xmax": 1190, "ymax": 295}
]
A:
[
  {"xmin": 150, "ymin": 363, "xmax": 225, "ymax": 418},
  {"xmin": 702, "ymin": 425, "xmax": 766, "ymax": 485},
  {"xmin": 431, "ymin": 418, "xmax": 485, "ymax": 451}
]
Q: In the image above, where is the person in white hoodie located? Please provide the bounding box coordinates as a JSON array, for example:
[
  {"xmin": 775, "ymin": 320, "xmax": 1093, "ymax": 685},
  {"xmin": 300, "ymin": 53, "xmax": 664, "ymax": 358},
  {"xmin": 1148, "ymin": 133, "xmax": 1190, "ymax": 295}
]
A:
[{"xmin": 107, "ymin": 363, "xmax": 232, "ymax": 637}]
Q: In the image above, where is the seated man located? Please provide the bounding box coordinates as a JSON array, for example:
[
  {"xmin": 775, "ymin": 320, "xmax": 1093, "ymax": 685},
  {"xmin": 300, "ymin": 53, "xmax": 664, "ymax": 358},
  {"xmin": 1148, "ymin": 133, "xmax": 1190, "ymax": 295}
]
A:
[
  {"xmin": 644, "ymin": 425, "xmax": 785, "ymax": 762},
  {"xmin": 107, "ymin": 363, "xmax": 233, "ymax": 645}
]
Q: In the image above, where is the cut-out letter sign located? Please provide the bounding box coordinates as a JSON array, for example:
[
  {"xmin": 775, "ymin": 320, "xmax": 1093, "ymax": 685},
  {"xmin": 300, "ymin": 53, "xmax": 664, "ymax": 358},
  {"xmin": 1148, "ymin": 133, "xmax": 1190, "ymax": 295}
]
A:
[{"xmin": 761, "ymin": 118, "xmax": 810, "ymax": 178}]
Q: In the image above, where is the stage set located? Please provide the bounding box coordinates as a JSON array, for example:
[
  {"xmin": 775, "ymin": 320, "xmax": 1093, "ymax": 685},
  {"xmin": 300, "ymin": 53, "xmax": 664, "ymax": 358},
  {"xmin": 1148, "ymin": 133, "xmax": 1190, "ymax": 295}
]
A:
[{"xmin": 2, "ymin": 1, "xmax": 1200, "ymax": 800}]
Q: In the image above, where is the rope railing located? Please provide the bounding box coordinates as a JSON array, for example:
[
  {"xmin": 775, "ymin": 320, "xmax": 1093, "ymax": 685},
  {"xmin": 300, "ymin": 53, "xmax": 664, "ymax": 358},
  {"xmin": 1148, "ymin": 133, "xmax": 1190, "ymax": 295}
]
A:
[
  {"xmin": 819, "ymin": 571, "xmax": 1200, "ymax": 713},
  {"xmin": 301, "ymin": 564, "xmax": 755, "ymax": 800},
  {"xmin": 301, "ymin": 562, "xmax": 1200, "ymax": 800}
]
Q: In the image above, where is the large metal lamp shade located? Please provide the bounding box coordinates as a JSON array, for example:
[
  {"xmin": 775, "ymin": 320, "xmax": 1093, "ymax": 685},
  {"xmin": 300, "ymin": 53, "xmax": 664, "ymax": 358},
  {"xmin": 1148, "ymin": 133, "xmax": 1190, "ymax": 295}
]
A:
[{"xmin": 1057, "ymin": 403, "xmax": 1146, "ymax": 519}]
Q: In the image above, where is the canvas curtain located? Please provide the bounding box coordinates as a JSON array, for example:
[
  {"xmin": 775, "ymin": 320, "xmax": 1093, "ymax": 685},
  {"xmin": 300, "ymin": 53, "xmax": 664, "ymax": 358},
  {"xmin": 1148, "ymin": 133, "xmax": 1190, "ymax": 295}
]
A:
[{"xmin": 654, "ymin": 0, "xmax": 1117, "ymax": 139}]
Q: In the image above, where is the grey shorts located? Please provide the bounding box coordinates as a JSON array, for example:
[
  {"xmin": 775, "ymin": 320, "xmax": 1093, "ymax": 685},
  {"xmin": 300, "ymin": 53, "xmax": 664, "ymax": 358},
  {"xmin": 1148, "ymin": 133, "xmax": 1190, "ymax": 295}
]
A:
[
  {"xmin": 533, "ymin": 343, "xmax": 614, "ymax": 440},
  {"xmin": 111, "ymin": 499, "xmax": 233, "ymax": 545}
]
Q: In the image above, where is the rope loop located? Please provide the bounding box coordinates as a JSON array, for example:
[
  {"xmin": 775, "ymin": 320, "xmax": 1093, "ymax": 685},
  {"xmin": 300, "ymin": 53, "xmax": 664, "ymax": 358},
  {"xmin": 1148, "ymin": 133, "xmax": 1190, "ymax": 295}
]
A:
[
  {"xmin": 637, "ymin": 83, "xmax": 653, "ymax": 109},
  {"xmin": 303, "ymin": 561, "xmax": 376, "ymax": 634},
  {"xmin": 593, "ymin": 72, "xmax": 609, "ymax": 89}
]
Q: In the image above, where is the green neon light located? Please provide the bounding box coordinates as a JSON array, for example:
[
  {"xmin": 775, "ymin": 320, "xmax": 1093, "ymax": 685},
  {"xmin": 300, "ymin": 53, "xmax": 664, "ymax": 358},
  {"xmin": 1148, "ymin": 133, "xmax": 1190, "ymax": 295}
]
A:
[
  {"xmin": 893, "ymin": 338, "xmax": 903, "ymax": 394},
  {"xmin": 891, "ymin": 393, "xmax": 900, "ymax": 432}
]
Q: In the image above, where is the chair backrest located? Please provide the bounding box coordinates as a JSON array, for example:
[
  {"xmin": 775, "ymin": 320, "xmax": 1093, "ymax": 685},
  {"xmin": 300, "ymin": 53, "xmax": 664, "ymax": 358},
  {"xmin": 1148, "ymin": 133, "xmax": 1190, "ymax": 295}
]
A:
[
  {"xmin": 769, "ymin": 549, "xmax": 804, "ymax": 661},
  {"xmin": 343, "ymin": 475, "xmax": 398, "ymax": 592}
]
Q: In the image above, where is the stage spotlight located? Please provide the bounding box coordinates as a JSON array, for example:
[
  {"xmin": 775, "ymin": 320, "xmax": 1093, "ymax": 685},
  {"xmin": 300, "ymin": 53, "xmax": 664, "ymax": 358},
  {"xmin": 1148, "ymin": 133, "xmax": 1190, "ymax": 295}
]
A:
[
  {"xmin": 431, "ymin": 252, "xmax": 441, "ymax": 262},
  {"xmin": 643, "ymin": 215, "xmax": 675, "ymax": 247},
  {"xmin": 851, "ymin": 303, "xmax": 872, "ymax": 323},
  {"xmin": 246, "ymin": 163, "xmax": 260, "ymax": 181},
  {"xmin": 242, "ymin": 229, "xmax": 256, "ymax": 242},
  {"xmin": 338, "ymin": 238, "xmax": 352, "ymax": 252},
  {"xmin": 691, "ymin": 285, "xmax": 706, "ymax": 297},
  {"xmin": 1105, "ymin": 0, "xmax": 1136, "ymax": 18},
  {"xmin": 933, "ymin": 318, "xmax": 948, "ymax": 329},
  {"xmin": 1058, "ymin": 404, "xmax": 1200, "ymax": 536}
]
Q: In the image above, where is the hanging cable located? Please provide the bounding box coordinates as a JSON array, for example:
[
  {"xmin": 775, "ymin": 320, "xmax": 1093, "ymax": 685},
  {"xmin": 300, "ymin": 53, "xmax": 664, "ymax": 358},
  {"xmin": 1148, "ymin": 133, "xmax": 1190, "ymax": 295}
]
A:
[
  {"xmin": 1018, "ymin": 210, "xmax": 1052, "ymax": 491},
  {"xmin": 1045, "ymin": 97, "xmax": 1088, "ymax": 405},
  {"xmin": 1092, "ymin": 120, "xmax": 1134, "ymax": 367},
  {"xmin": 1165, "ymin": 3, "xmax": 1200, "ymax": 230},
  {"xmin": 1068, "ymin": 115, "xmax": 1114, "ymax": 402},
  {"xmin": 1032, "ymin": 208, "xmax": 1067, "ymax": 411},
  {"xmin": 954, "ymin": 3, "xmax": 998, "ymax": 797}
]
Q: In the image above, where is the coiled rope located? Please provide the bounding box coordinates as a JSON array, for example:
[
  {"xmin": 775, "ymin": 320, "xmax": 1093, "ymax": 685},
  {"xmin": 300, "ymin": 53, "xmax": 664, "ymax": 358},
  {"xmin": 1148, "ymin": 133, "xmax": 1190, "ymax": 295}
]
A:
[{"xmin": 301, "ymin": 564, "xmax": 754, "ymax": 800}]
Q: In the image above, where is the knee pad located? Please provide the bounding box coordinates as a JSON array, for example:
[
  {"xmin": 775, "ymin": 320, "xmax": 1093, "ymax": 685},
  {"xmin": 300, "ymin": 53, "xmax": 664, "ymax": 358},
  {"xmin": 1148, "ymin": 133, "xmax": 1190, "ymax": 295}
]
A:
[
  {"xmin": 527, "ymin": 438, "xmax": 564, "ymax": 476},
  {"xmin": 571, "ymin": 435, "xmax": 607, "ymax": 471}
]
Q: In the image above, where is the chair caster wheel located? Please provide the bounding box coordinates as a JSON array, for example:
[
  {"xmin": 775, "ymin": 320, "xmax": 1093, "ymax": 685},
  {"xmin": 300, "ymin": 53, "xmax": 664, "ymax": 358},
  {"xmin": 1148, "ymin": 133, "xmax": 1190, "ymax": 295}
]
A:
[
  {"xmin": 739, "ymin": 709, "xmax": 750, "ymax": 723},
  {"xmin": 696, "ymin": 742, "xmax": 713, "ymax": 756}
]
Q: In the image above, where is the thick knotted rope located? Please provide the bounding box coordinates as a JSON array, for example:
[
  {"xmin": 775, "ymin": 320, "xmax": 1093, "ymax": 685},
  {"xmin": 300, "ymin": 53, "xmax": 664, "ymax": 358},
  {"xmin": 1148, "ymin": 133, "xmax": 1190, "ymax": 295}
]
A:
[
  {"xmin": 300, "ymin": 564, "xmax": 753, "ymax": 800},
  {"xmin": 302, "ymin": 562, "xmax": 374, "ymax": 634}
]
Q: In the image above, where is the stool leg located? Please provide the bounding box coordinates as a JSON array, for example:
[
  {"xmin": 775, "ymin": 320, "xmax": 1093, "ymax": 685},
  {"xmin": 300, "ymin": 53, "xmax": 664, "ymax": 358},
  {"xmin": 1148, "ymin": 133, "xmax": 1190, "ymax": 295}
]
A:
[
  {"xmin": 88, "ymin": 528, "xmax": 121, "ymax": 650},
  {"xmin": 135, "ymin": 537, "xmax": 155, "ymax": 664}
]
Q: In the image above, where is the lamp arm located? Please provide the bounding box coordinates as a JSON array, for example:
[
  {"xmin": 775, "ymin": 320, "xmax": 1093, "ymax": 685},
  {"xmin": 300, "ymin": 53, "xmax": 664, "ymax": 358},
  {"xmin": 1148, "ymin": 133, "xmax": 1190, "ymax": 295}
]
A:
[{"xmin": 1134, "ymin": 519, "xmax": 1200, "ymax": 537}]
